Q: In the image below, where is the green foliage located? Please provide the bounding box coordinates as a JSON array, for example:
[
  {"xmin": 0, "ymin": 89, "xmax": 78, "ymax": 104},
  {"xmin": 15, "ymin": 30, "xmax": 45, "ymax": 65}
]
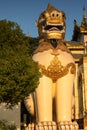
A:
[
  {"xmin": 29, "ymin": 37, "xmax": 39, "ymax": 54},
  {"xmin": 0, "ymin": 120, "xmax": 16, "ymax": 130},
  {"xmin": 0, "ymin": 20, "xmax": 25, "ymax": 45},
  {"xmin": 0, "ymin": 20, "xmax": 41, "ymax": 107}
]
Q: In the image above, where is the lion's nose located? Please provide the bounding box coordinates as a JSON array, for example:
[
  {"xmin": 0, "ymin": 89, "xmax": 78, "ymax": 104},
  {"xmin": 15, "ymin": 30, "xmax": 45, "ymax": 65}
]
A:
[{"xmin": 51, "ymin": 11, "xmax": 59, "ymax": 18}]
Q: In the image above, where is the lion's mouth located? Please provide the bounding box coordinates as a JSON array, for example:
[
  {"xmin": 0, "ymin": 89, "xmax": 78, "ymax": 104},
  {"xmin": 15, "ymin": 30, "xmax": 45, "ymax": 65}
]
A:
[
  {"xmin": 45, "ymin": 25, "xmax": 63, "ymax": 31},
  {"xmin": 43, "ymin": 23, "xmax": 65, "ymax": 33}
]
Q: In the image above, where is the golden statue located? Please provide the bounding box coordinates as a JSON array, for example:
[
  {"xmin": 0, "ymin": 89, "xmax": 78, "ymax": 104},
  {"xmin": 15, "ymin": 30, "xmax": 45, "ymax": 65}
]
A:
[{"xmin": 24, "ymin": 4, "xmax": 78, "ymax": 130}]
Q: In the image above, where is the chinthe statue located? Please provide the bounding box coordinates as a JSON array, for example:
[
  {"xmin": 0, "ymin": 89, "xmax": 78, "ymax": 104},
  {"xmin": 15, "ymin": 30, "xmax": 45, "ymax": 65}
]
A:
[{"xmin": 24, "ymin": 4, "xmax": 79, "ymax": 130}]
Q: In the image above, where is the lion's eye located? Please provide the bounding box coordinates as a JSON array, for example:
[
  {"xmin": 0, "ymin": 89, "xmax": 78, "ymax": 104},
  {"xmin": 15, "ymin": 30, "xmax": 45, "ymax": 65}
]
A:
[
  {"xmin": 52, "ymin": 13, "xmax": 55, "ymax": 17},
  {"xmin": 56, "ymin": 14, "xmax": 59, "ymax": 17}
]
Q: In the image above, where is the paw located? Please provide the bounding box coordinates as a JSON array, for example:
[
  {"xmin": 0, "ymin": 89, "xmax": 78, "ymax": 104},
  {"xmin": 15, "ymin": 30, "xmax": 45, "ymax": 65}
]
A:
[
  {"xmin": 57, "ymin": 121, "xmax": 79, "ymax": 130},
  {"xmin": 26, "ymin": 123, "xmax": 34, "ymax": 130},
  {"xmin": 35, "ymin": 121, "xmax": 57, "ymax": 130}
]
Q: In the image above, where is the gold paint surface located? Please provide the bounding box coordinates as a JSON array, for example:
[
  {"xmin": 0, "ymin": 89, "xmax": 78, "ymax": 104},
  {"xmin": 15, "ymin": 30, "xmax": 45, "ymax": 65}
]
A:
[
  {"xmin": 37, "ymin": 4, "xmax": 66, "ymax": 40},
  {"xmin": 39, "ymin": 56, "xmax": 76, "ymax": 82}
]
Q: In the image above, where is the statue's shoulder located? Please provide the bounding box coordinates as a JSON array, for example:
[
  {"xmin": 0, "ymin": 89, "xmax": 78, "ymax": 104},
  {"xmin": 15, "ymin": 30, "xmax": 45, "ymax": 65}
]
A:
[
  {"xmin": 33, "ymin": 39, "xmax": 53, "ymax": 54},
  {"xmin": 56, "ymin": 40, "xmax": 71, "ymax": 54}
]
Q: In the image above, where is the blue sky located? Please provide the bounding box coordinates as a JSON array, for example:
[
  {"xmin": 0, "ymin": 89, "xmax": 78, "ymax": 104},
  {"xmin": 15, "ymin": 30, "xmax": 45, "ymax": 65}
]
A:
[{"xmin": 0, "ymin": 0, "xmax": 87, "ymax": 40}]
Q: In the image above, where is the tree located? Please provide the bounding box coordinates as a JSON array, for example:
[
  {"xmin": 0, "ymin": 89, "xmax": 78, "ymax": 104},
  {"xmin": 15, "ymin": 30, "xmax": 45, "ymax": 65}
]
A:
[
  {"xmin": 0, "ymin": 20, "xmax": 41, "ymax": 107},
  {"xmin": 29, "ymin": 37, "xmax": 39, "ymax": 54},
  {"xmin": 0, "ymin": 120, "xmax": 16, "ymax": 130}
]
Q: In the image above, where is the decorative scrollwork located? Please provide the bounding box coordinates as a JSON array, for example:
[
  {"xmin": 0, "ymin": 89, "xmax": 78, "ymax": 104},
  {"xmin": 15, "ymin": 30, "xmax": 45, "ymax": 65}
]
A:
[{"xmin": 39, "ymin": 56, "xmax": 76, "ymax": 82}]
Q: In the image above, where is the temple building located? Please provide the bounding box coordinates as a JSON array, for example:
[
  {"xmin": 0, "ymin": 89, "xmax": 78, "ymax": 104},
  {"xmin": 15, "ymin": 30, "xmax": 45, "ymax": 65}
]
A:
[{"xmin": 66, "ymin": 7, "xmax": 87, "ymax": 129}]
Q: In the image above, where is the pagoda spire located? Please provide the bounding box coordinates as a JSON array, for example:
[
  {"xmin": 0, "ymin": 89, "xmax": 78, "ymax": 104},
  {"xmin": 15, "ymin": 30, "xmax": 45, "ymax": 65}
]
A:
[{"xmin": 83, "ymin": 6, "xmax": 87, "ymax": 23}]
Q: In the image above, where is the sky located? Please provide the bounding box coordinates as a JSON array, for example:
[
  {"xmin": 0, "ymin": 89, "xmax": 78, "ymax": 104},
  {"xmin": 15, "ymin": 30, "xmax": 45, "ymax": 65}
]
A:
[{"xmin": 0, "ymin": 0, "xmax": 87, "ymax": 41}]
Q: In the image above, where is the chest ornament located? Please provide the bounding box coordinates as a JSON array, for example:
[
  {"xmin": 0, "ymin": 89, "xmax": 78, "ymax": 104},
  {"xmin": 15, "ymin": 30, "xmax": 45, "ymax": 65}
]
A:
[{"xmin": 39, "ymin": 56, "xmax": 76, "ymax": 82}]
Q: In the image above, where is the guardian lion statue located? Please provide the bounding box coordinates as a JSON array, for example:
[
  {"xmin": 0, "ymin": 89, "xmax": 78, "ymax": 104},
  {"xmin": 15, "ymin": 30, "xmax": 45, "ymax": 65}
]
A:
[{"xmin": 24, "ymin": 4, "xmax": 78, "ymax": 130}]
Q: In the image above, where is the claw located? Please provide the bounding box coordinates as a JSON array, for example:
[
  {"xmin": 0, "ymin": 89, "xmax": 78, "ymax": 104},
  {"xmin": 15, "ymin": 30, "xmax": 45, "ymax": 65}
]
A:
[
  {"xmin": 43, "ymin": 122, "xmax": 49, "ymax": 130},
  {"xmin": 52, "ymin": 121, "xmax": 57, "ymax": 130},
  {"xmin": 48, "ymin": 122, "xmax": 52, "ymax": 130}
]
